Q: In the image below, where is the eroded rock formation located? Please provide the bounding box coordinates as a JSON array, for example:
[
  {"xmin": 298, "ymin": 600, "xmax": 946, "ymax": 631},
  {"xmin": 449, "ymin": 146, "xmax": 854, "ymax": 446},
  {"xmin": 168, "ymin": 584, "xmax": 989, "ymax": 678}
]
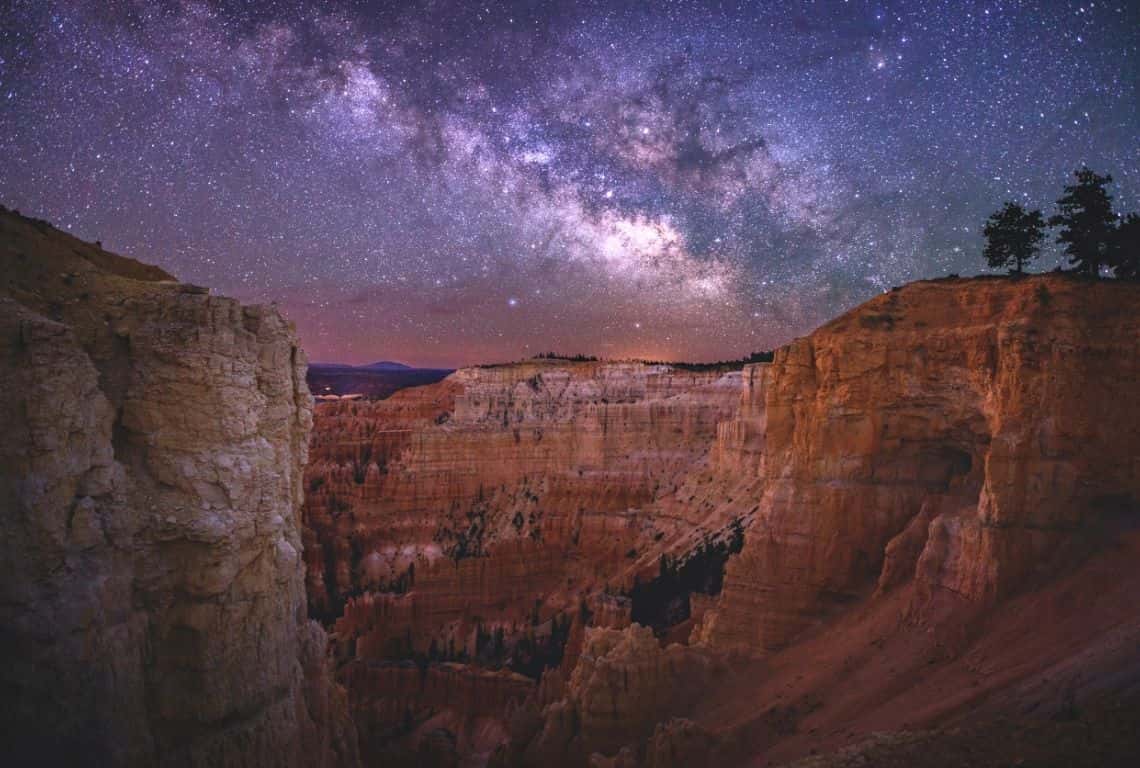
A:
[
  {"xmin": 287, "ymin": 268, "xmax": 1140, "ymax": 766},
  {"xmin": 0, "ymin": 208, "xmax": 358, "ymax": 766},
  {"xmin": 304, "ymin": 362, "xmax": 741, "ymax": 614},
  {"xmin": 302, "ymin": 359, "xmax": 747, "ymax": 762},
  {"xmin": 7, "ymin": 203, "xmax": 1136, "ymax": 768}
]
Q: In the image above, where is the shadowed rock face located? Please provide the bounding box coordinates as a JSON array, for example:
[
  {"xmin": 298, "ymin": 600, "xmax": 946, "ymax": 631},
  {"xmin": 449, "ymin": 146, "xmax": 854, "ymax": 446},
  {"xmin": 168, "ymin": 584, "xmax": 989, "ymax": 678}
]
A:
[{"xmin": 0, "ymin": 209, "xmax": 358, "ymax": 767}]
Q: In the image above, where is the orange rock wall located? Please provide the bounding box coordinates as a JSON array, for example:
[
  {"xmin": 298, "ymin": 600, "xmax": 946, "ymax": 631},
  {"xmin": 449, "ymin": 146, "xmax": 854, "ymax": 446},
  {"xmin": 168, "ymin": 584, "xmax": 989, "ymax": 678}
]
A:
[
  {"xmin": 299, "ymin": 274, "xmax": 1140, "ymax": 767},
  {"xmin": 703, "ymin": 276, "xmax": 1140, "ymax": 652}
]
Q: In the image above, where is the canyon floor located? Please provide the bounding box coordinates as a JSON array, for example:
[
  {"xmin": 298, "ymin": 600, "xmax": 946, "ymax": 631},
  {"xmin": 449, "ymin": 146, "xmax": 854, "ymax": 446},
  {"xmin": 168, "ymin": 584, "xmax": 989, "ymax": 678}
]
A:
[{"xmin": 2, "ymin": 207, "xmax": 1139, "ymax": 767}]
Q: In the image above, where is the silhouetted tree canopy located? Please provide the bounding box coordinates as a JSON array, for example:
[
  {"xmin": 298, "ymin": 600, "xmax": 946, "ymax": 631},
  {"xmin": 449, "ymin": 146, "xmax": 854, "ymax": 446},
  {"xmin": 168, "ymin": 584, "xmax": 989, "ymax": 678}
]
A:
[
  {"xmin": 1049, "ymin": 168, "xmax": 1117, "ymax": 277},
  {"xmin": 983, "ymin": 201, "xmax": 1046, "ymax": 274},
  {"xmin": 980, "ymin": 169, "xmax": 1140, "ymax": 280}
]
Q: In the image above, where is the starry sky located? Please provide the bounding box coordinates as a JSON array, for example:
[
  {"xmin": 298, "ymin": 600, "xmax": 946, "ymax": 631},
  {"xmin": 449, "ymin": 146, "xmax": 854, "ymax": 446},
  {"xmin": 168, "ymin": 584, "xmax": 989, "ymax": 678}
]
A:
[{"xmin": 2, "ymin": 1, "xmax": 1137, "ymax": 367}]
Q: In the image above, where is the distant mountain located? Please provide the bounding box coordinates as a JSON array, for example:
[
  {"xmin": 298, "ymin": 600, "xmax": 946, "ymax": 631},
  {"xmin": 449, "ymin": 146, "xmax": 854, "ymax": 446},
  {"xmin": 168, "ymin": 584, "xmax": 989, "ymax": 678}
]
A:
[
  {"xmin": 308, "ymin": 360, "xmax": 412, "ymax": 371},
  {"xmin": 307, "ymin": 361, "xmax": 452, "ymax": 400},
  {"xmin": 360, "ymin": 360, "xmax": 412, "ymax": 371}
]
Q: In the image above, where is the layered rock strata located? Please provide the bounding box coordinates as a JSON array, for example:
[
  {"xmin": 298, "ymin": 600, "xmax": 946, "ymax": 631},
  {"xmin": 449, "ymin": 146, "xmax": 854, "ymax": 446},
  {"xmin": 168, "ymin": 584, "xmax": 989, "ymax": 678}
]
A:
[{"xmin": 304, "ymin": 362, "xmax": 742, "ymax": 616}]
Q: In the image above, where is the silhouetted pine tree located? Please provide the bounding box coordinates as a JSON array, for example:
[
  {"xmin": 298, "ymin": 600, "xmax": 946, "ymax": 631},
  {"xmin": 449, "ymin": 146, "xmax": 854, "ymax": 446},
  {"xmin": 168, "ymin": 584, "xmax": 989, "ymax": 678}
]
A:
[
  {"xmin": 1049, "ymin": 168, "xmax": 1117, "ymax": 276},
  {"xmin": 982, "ymin": 201, "xmax": 1046, "ymax": 274}
]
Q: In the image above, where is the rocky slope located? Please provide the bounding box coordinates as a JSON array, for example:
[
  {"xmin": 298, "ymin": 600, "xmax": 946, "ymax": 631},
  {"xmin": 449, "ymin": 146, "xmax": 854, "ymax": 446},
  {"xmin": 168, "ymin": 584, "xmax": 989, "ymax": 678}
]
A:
[{"xmin": 0, "ymin": 208, "xmax": 358, "ymax": 766}]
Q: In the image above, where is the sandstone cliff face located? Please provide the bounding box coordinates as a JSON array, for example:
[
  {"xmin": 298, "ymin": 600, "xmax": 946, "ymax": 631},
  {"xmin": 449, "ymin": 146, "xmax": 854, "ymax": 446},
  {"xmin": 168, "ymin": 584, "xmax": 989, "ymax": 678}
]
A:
[
  {"xmin": 0, "ymin": 209, "xmax": 357, "ymax": 766},
  {"xmin": 702, "ymin": 275, "xmax": 1140, "ymax": 653},
  {"xmin": 294, "ymin": 270, "xmax": 1140, "ymax": 767},
  {"xmin": 708, "ymin": 362, "xmax": 768, "ymax": 478}
]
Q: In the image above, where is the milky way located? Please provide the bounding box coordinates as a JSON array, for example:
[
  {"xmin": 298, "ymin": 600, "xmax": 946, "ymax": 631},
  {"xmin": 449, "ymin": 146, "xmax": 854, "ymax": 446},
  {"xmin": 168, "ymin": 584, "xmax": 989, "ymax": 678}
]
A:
[{"xmin": 2, "ymin": 1, "xmax": 1137, "ymax": 366}]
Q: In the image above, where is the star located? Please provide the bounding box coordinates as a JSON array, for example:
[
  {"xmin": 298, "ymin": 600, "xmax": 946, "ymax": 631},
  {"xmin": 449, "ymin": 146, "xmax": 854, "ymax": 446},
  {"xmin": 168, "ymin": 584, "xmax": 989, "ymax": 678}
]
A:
[{"xmin": 0, "ymin": 0, "xmax": 1134, "ymax": 367}]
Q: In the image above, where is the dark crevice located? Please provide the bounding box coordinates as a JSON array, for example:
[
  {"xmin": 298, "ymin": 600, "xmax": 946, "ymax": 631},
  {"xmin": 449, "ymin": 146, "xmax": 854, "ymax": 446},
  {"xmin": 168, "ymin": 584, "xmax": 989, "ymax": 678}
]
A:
[{"xmin": 625, "ymin": 517, "xmax": 745, "ymax": 637}]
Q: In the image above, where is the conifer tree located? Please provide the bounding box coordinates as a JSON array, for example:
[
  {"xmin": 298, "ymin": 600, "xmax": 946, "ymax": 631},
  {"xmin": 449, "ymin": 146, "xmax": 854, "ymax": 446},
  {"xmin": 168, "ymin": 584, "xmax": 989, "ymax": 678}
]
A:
[
  {"xmin": 1049, "ymin": 168, "xmax": 1117, "ymax": 276},
  {"xmin": 982, "ymin": 201, "xmax": 1046, "ymax": 274}
]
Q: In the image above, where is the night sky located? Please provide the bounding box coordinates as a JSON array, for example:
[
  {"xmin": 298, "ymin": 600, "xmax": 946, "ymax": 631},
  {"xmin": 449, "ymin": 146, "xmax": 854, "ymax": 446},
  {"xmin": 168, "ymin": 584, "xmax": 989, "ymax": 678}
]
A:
[{"xmin": 2, "ymin": 1, "xmax": 1137, "ymax": 367}]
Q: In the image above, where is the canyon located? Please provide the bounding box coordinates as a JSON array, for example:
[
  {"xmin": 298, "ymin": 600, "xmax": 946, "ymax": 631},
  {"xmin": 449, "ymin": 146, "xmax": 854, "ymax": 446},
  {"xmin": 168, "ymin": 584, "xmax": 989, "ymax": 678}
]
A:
[{"xmin": 3, "ymin": 207, "xmax": 1139, "ymax": 767}]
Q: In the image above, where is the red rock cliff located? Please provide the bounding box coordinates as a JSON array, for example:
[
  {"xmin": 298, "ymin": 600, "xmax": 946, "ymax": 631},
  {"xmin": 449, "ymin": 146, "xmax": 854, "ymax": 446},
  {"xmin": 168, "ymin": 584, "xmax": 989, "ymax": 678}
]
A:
[{"xmin": 702, "ymin": 275, "xmax": 1140, "ymax": 653}]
